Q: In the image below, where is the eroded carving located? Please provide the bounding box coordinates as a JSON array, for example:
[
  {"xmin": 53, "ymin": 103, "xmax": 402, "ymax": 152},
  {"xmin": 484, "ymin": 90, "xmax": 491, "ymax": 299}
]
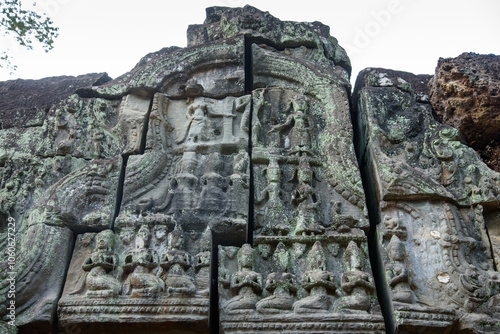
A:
[
  {"xmin": 255, "ymin": 158, "xmax": 289, "ymax": 236},
  {"xmin": 82, "ymin": 230, "xmax": 122, "ymax": 298},
  {"xmin": 123, "ymin": 225, "xmax": 164, "ymax": 297},
  {"xmin": 256, "ymin": 242, "xmax": 297, "ymax": 313},
  {"xmin": 335, "ymin": 241, "xmax": 374, "ymax": 312},
  {"xmin": 252, "ymin": 87, "xmax": 367, "ymax": 244},
  {"xmin": 219, "ymin": 238, "xmax": 383, "ymax": 333},
  {"xmin": 224, "ymin": 244, "xmax": 263, "ymax": 314},
  {"xmin": 291, "ymin": 157, "xmax": 323, "ymax": 236},
  {"xmin": 59, "ymin": 219, "xmax": 211, "ymax": 328},
  {"xmin": 355, "ymin": 68, "xmax": 500, "ymax": 332},
  {"xmin": 292, "ymin": 241, "xmax": 335, "ymax": 313},
  {"xmin": 122, "ymin": 93, "xmax": 250, "ymax": 245},
  {"xmin": 194, "ymin": 226, "xmax": 212, "ymax": 297},
  {"xmin": 268, "ymin": 96, "xmax": 314, "ymax": 156},
  {"xmin": 160, "ymin": 224, "xmax": 196, "ymax": 296},
  {"xmin": 385, "ymin": 235, "xmax": 415, "ymax": 304}
]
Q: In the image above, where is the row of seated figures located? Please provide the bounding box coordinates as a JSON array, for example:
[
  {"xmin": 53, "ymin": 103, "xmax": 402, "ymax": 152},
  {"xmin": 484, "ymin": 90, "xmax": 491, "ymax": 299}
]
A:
[
  {"xmin": 220, "ymin": 241, "xmax": 377, "ymax": 315},
  {"xmin": 79, "ymin": 224, "xmax": 210, "ymax": 299}
]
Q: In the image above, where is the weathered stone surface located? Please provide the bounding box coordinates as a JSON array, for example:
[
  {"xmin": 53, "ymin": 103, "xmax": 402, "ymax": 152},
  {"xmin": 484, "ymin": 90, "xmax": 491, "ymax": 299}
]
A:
[
  {"xmin": 187, "ymin": 5, "xmax": 351, "ymax": 75},
  {"xmin": 0, "ymin": 73, "xmax": 111, "ymax": 129},
  {"xmin": 92, "ymin": 40, "xmax": 245, "ymax": 99},
  {"xmin": 58, "ymin": 225, "xmax": 211, "ymax": 332},
  {"xmin": 251, "ymin": 64, "xmax": 364, "ymax": 239},
  {"xmin": 355, "ymin": 68, "xmax": 499, "ymax": 207},
  {"xmin": 214, "ymin": 6, "xmax": 383, "ymax": 332},
  {"xmin": 354, "ymin": 67, "xmax": 500, "ymax": 333},
  {"xmin": 2, "ymin": 5, "xmax": 500, "ymax": 334},
  {"xmin": 0, "ymin": 94, "xmax": 123, "ymax": 331},
  {"xmin": 219, "ymin": 242, "xmax": 385, "ymax": 333},
  {"xmin": 0, "ymin": 63, "xmax": 147, "ymax": 333},
  {"xmin": 120, "ymin": 93, "xmax": 250, "ymax": 243},
  {"xmin": 429, "ymin": 53, "xmax": 500, "ymax": 171},
  {"xmin": 0, "ymin": 91, "xmax": 150, "ymax": 161}
]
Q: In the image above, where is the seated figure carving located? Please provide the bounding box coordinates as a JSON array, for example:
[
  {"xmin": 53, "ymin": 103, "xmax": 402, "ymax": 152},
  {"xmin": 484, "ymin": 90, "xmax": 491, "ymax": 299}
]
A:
[
  {"xmin": 224, "ymin": 244, "xmax": 263, "ymax": 314},
  {"xmin": 123, "ymin": 225, "xmax": 165, "ymax": 297},
  {"xmin": 256, "ymin": 242, "xmax": 297, "ymax": 313},
  {"xmin": 386, "ymin": 235, "xmax": 415, "ymax": 304},
  {"xmin": 335, "ymin": 241, "xmax": 375, "ymax": 312},
  {"xmin": 292, "ymin": 241, "xmax": 336, "ymax": 313},
  {"xmin": 160, "ymin": 225, "xmax": 196, "ymax": 296},
  {"xmin": 82, "ymin": 230, "xmax": 122, "ymax": 298}
]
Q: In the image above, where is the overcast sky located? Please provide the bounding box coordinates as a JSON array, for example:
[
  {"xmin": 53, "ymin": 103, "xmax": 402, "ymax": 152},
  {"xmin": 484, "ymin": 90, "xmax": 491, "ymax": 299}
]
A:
[{"xmin": 1, "ymin": 0, "xmax": 499, "ymax": 85}]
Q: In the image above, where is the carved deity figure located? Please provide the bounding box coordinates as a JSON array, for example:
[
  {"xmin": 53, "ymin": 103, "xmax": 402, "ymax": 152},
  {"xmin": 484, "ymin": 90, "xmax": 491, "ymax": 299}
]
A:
[
  {"xmin": 269, "ymin": 96, "xmax": 313, "ymax": 155},
  {"xmin": 237, "ymin": 95, "xmax": 251, "ymax": 139},
  {"xmin": 123, "ymin": 225, "xmax": 165, "ymax": 297},
  {"xmin": 383, "ymin": 215, "xmax": 406, "ymax": 232},
  {"xmin": 156, "ymin": 151, "xmax": 199, "ymax": 214},
  {"xmin": 255, "ymin": 158, "xmax": 290, "ymax": 236},
  {"xmin": 224, "ymin": 244, "xmax": 263, "ymax": 314},
  {"xmin": 386, "ymin": 235, "xmax": 415, "ymax": 304},
  {"xmin": 432, "ymin": 130, "xmax": 458, "ymax": 186},
  {"xmin": 119, "ymin": 224, "xmax": 136, "ymax": 246},
  {"xmin": 82, "ymin": 230, "xmax": 121, "ymax": 298},
  {"xmin": 160, "ymin": 225, "xmax": 196, "ymax": 295},
  {"xmin": 54, "ymin": 107, "xmax": 75, "ymax": 155},
  {"xmin": 251, "ymin": 89, "xmax": 265, "ymax": 147},
  {"xmin": 256, "ymin": 242, "xmax": 297, "ymax": 313},
  {"xmin": 197, "ymin": 152, "xmax": 227, "ymax": 214},
  {"xmin": 90, "ymin": 126, "xmax": 105, "ymax": 158},
  {"xmin": 154, "ymin": 223, "xmax": 168, "ymax": 242},
  {"xmin": 194, "ymin": 226, "xmax": 212, "ymax": 297},
  {"xmin": 227, "ymin": 150, "xmax": 249, "ymax": 220},
  {"xmin": 291, "ymin": 157, "xmax": 323, "ymax": 236},
  {"xmin": 292, "ymin": 241, "xmax": 336, "ymax": 313},
  {"xmin": 177, "ymin": 99, "xmax": 210, "ymax": 145},
  {"xmin": 335, "ymin": 241, "xmax": 375, "ymax": 312}
]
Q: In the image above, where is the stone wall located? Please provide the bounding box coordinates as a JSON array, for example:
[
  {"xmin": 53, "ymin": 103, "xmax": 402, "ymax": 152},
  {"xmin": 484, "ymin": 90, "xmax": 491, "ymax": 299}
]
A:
[{"xmin": 0, "ymin": 5, "xmax": 499, "ymax": 334}]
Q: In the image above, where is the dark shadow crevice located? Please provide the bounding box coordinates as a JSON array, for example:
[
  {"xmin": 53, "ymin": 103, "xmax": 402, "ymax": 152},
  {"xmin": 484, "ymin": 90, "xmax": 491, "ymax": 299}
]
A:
[
  {"xmin": 348, "ymin": 86, "xmax": 396, "ymax": 334},
  {"xmin": 209, "ymin": 233, "xmax": 220, "ymax": 334},
  {"xmin": 483, "ymin": 210, "xmax": 500, "ymax": 272},
  {"xmin": 110, "ymin": 153, "xmax": 129, "ymax": 232}
]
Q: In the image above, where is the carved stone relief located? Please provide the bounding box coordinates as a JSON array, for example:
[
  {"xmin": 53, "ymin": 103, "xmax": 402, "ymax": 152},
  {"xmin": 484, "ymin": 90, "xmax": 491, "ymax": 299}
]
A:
[
  {"xmin": 219, "ymin": 240, "xmax": 384, "ymax": 333},
  {"xmin": 252, "ymin": 86, "xmax": 367, "ymax": 239},
  {"xmin": 218, "ymin": 35, "xmax": 383, "ymax": 331},
  {"xmin": 2, "ymin": 5, "xmax": 500, "ymax": 334},
  {"xmin": 354, "ymin": 68, "xmax": 500, "ymax": 333},
  {"xmin": 0, "ymin": 90, "xmax": 146, "ymax": 329},
  {"xmin": 58, "ymin": 221, "xmax": 211, "ymax": 330},
  {"xmin": 52, "ymin": 19, "xmax": 249, "ymax": 331},
  {"xmin": 121, "ymin": 93, "xmax": 251, "ymax": 243}
]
